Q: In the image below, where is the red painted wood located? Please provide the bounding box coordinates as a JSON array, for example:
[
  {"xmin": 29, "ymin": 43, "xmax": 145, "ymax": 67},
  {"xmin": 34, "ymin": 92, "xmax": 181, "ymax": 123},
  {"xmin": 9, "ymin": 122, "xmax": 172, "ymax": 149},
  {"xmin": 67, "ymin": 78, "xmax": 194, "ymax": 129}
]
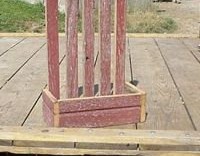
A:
[
  {"xmin": 46, "ymin": 0, "xmax": 60, "ymax": 99},
  {"xmin": 115, "ymin": 0, "xmax": 127, "ymax": 94},
  {"xmin": 83, "ymin": 0, "xmax": 95, "ymax": 97},
  {"xmin": 59, "ymin": 107, "xmax": 140, "ymax": 128},
  {"xmin": 43, "ymin": 103, "xmax": 54, "ymax": 127},
  {"xmin": 59, "ymin": 94, "xmax": 140, "ymax": 113},
  {"xmin": 66, "ymin": 0, "xmax": 79, "ymax": 98},
  {"xmin": 42, "ymin": 89, "xmax": 57, "ymax": 111},
  {"xmin": 100, "ymin": 0, "xmax": 112, "ymax": 96}
]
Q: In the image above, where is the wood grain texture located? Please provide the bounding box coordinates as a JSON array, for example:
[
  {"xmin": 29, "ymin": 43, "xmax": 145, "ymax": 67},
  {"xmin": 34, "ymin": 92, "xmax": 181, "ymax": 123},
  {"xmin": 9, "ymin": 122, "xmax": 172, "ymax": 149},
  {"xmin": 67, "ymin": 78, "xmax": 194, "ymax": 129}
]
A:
[
  {"xmin": 66, "ymin": 0, "xmax": 79, "ymax": 98},
  {"xmin": 43, "ymin": 103, "xmax": 54, "ymax": 127},
  {"xmin": 181, "ymin": 38, "xmax": 200, "ymax": 63},
  {"xmin": 42, "ymin": 89, "xmax": 60, "ymax": 127},
  {"xmin": 82, "ymin": 0, "xmax": 95, "ymax": 97},
  {"xmin": 0, "ymin": 38, "xmax": 45, "ymax": 89},
  {"xmin": 114, "ymin": 0, "xmax": 127, "ymax": 94},
  {"xmin": 130, "ymin": 38, "xmax": 194, "ymax": 131},
  {"xmin": 0, "ymin": 126, "xmax": 199, "ymax": 146},
  {"xmin": 0, "ymin": 146, "xmax": 200, "ymax": 156},
  {"xmin": 0, "ymin": 40, "xmax": 47, "ymax": 126},
  {"xmin": 58, "ymin": 94, "xmax": 141, "ymax": 114},
  {"xmin": 99, "ymin": 0, "xmax": 112, "ymax": 95},
  {"xmin": 46, "ymin": 0, "xmax": 60, "ymax": 99},
  {"xmin": 24, "ymin": 98, "xmax": 47, "ymax": 127},
  {"xmin": 42, "ymin": 89, "xmax": 57, "ymax": 111},
  {"xmin": 0, "ymin": 37, "xmax": 24, "ymax": 57},
  {"xmin": 59, "ymin": 107, "xmax": 140, "ymax": 128},
  {"xmin": 23, "ymin": 37, "xmax": 66, "ymax": 127},
  {"xmin": 155, "ymin": 38, "xmax": 200, "ymax": 130}
]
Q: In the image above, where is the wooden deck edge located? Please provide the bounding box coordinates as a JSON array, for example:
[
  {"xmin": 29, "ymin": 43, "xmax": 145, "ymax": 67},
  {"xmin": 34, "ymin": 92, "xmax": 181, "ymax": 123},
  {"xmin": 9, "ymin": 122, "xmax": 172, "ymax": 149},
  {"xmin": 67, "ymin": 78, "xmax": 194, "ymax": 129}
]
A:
[
  {"xmin": 0, "ymin": 127, "xmax": 199, "ymax": 146},
  {"xmin": 0, "ymin": 33, "xmax": 198, "ymax": 38},
  {"xmin": 0, "ymin": 146, "xmax": 199, "ymax": 156}
]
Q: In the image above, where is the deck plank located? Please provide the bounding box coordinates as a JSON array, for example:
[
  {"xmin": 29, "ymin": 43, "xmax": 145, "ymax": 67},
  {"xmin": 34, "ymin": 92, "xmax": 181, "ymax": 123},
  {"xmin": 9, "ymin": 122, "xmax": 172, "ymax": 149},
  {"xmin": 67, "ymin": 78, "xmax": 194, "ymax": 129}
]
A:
[
  {"xmin": 0, "ymin": 45, "xmax": 47, "ymax": 126},
  {"xmin": 0, "ymin": 38, "xmax": 46, "ymax": 89},
  {"xmin": 66, "ymin": 0, "xmax": 79, "ymax": 98},
  {"xmin": 181, "ymin": 38, "xmax": 200, "ymax": 63},
  {"xmin": 1, "ymin": 37, "xmax": 197, "ymax": 131},
  {"xmin": 0, "ymin": 37, "xmax": 24, "ymax": 57},
  {"xmin": 130, "ymin": 38, "xmax": 194, "ymax": 130},
  {"xmin": 155, "ymin": 38, "xmax": 200, "ymax": 130},
  {"xmin": 83, "ymin": 0, "xmax": 95, "ymax": 97}
]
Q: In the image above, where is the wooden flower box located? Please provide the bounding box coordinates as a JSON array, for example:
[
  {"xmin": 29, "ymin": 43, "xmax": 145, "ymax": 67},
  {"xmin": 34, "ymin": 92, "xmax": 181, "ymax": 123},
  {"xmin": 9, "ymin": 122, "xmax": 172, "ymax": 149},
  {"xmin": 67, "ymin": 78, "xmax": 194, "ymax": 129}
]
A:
[
  {"xmin": 43, "ymin": 0, "xmax": 146, "ymax": 128},
  {"xmin": 43, "ymin": 82, "xmax": 146, "ymax": 127}
]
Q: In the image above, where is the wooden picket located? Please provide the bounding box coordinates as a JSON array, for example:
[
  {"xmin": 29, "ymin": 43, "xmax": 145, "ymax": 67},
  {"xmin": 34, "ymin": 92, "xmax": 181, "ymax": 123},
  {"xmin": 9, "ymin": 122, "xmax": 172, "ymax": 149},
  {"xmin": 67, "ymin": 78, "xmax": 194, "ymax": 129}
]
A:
[
  {"xmin": 46, "ymin": 0, "xmax": 60, "ymax": 99},
  {"xmin": 99, "ymin": 0, "xmax": 112, "ymax": 96},
  {"xmin": 114, "ymin": 0, "xmax": 127, "ymax": 94},
  {"xmin": 66, "ymin": 0, "xmax": 79, "ymax": 98},
  {"xmin": 83, "ymin": 0, "xmax": 95, "ymax": 97},
  {"xmin": 43, "ymin": 0, "xmax": 146, "ymax": 128}
]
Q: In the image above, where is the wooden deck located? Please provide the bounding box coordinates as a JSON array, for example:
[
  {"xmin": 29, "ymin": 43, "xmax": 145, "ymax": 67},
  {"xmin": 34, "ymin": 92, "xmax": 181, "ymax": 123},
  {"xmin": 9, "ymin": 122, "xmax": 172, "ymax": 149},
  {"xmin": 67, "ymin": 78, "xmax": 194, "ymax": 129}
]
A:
[{"xmin": 0, "ymin": 36, "xmax": 199, "ymax": 151}]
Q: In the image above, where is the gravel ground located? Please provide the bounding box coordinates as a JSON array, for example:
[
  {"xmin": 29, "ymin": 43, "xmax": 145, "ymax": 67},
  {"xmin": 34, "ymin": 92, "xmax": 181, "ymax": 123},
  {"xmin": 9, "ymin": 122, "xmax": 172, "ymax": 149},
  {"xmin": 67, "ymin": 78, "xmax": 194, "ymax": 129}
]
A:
[{"xmin": 156, "ymin": 0, "xmax": 200, "ymax": 35}]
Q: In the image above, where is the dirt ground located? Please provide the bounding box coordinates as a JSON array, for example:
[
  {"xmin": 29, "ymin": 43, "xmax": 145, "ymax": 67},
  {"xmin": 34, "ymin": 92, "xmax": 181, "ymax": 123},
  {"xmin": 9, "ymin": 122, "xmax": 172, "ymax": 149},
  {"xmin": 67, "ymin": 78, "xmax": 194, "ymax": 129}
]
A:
[{"xmin": 156, "ymin": 0, "xmax": 200, "ymax": 35}]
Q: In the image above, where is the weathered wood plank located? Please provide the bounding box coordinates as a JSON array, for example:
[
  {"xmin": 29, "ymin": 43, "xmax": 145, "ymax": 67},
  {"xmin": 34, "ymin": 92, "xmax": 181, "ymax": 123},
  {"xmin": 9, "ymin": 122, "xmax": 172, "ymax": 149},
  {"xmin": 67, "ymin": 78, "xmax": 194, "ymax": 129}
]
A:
[
  {"xmin": 155, "ymin": 38, "xmax": 200, "ymax": 130},
  {"xmin": 46, "ymin": 0, "xmax": 60, "ymax": 99},
  {"xmin": 131, "ymin": 38, "xmax": 194, "ymax": 130},
  {"xmin": 83, "ymin": 0, "xmax": 95, "ymax": 97},
  {"xmin": 0, "ymin": 38, "xmax": 45, "ymax": 89},
  {"xmin": 0, "ymin": 43, "xmax": 47, "ymax": 126},
  {"xmin": 42, "ymin": 89, "xmax": 57, "ymax": 111},
  {"xmin": 59, "ymin": 107, "xmax": 140, "ymax": 127},
  {"xmin": 2, "ymin": 147, "xmax": 200, "ymax": 156},
  {"xmin": 181, "ymin": 38, "xmax": 200, "ymax": 63},
  {"xmin": 23, "ymin": 98, "xmax": 46, "ymax": 127},
  {"xmin": 0, "ymin": 127, "xmax": 199, "ymax": 146},
  {"xmin": 0, "ymin": 37, "xmax": 24, "ymax": 57},
  {"xmin": 1, "ymin": 147, "xmax": 200, "ymax": 156},
  {"xmin": 43, "ymin": 102, "xmax": 54, "ymax": 127},
  {"xmin": 66, "ymin": 0, "xmax": 79, "ymax": 98},
  {"xmin": 0, "ymin": 36, "xmax": 70, "ymax": 127},
  {"xmin": 99, "ymin": 0, "xmax": 112, "ymax": 95},
  {"xmin": 58, "ymin": 94, "xmax": 140, "ymax": 114},
  {"xmin": 114, "ymin": 0, "xmax": 127, "ymax": 94}
]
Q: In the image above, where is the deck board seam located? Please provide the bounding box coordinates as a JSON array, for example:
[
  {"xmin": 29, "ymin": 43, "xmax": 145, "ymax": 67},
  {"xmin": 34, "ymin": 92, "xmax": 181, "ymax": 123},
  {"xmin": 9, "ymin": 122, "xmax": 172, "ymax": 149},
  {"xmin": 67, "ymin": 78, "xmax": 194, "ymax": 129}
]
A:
[
  {"xmin": 21, "ymin": 88, "xmax": 45, "ymax": 126},
  {"xmin": 153, "ymin": 38, "xmax": 197, "ymax": 131},
  {"xmin": 0, "ymin": 43, "xmax": 46, "ymax": 90},
  {"xmin": 0, "ymin": 37, "xmax": 26, "ymax": 58},
  {"xmin": 22, "ymin": 54, "xmax": 66, "ymax": 126},
  {"xmin": 179, "ymin": 38, "xmax": 200, "ymax": 65}
]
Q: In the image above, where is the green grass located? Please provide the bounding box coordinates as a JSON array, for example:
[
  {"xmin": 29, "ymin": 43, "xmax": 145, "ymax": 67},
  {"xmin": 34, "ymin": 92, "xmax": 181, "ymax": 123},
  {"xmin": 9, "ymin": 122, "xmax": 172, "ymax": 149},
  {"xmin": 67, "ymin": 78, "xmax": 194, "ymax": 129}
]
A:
[
  {"xmin": 0, "ymin": 0, "xmax": 177, "ymax": 34},
  {"xmin": 127, "ymin": 12, "xmax": 177, "ymax": 33},
  {"xmin": 126, "ymin": 0, "xmax": 177, "ymax": 33},
  {"xmin": 0, "ymin": 0, "xmax": 65, "ymax": 33},
  {"xmin": 0, "ymin": 0, "xmax": 45, "ymax": 32}
]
